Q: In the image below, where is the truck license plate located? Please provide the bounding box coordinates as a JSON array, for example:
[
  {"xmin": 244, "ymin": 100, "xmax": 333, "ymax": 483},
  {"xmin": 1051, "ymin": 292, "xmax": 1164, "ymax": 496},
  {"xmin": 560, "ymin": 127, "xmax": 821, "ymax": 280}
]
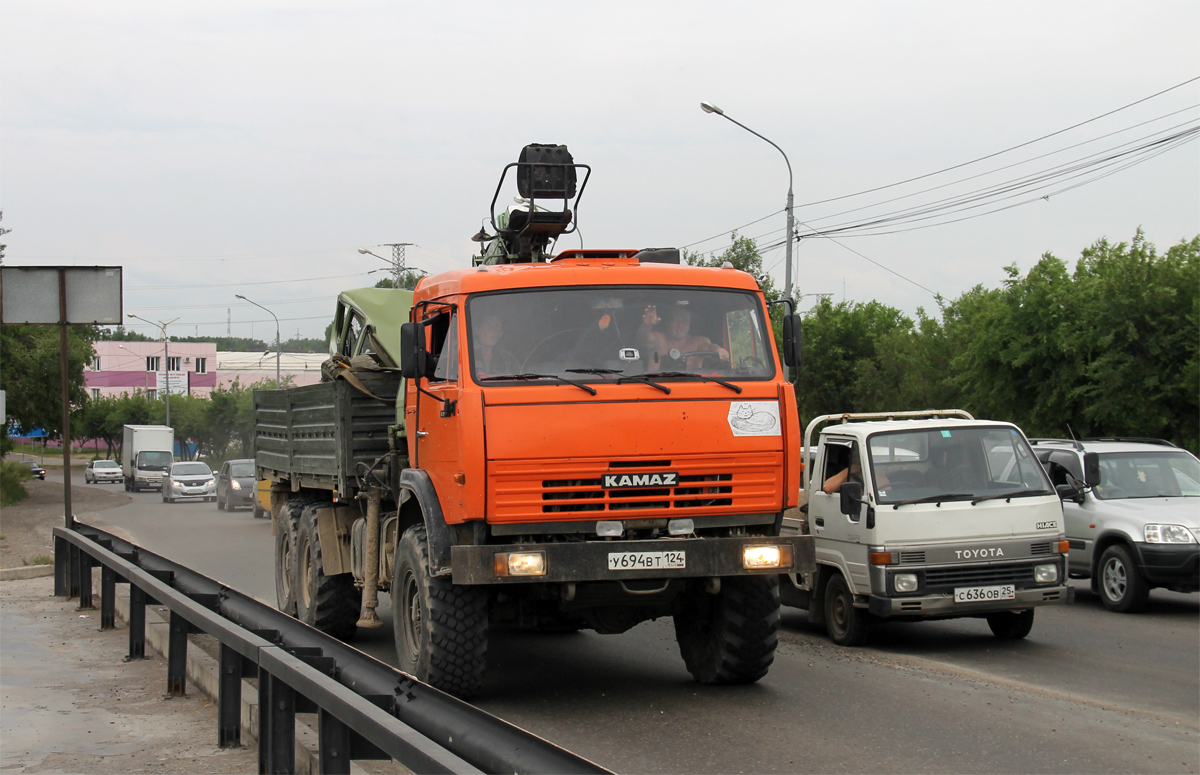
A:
[
  {"xmin": 608, "ymin": 551, "xmax": 686, "ymax": 571},
  {"xmin": 954, "ymin": 584, "xmax": 1015, "ymax": 603}
]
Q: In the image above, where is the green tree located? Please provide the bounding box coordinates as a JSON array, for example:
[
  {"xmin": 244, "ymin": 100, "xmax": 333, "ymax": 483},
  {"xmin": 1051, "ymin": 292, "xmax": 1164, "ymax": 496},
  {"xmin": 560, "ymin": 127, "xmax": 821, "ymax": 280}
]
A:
[
  {"xmin": 1, "ymin": 324, "xmax": 98, "ymax": 444},
  {"xmin": 1067, "ymin": 231, "xmax": 1199, "ymax": 451},
  {"xmin": 794, "ymin": 298, "xmax": 916, "ymax": 421}
]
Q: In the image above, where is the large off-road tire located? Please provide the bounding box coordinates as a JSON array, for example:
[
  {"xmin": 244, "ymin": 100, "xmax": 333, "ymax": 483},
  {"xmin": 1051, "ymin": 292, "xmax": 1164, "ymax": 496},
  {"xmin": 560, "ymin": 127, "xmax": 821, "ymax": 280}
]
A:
[
  {"xmin": 392, "ymin": 524, "xmax": 489, "ymax": 698},
  {"xmin": 294, "ymin": 503, "xmax": 360, "ymax": 641},
  {"xmin": 824, "ymin": 573, "xmax": 870, "ymax": 646},
  {"xmin": 987, "ymin": 609, "xmax": 1035, "ymax": 639},
  {"xmin": 274, "ymin": 497, "xmax": 311, "ymax": 616},
  {"xmin": 1097, "ymin": 544, "xmax": 1150, "ymax": 613},
  {"xmin": 674, "ymin": 575, "xmax": 780, "ymax": 685}
]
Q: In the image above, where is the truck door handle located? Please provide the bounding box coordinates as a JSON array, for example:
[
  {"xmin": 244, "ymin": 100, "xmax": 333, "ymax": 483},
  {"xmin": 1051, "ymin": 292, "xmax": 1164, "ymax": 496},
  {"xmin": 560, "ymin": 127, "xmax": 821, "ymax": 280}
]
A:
[
  {"xmin": 814, "ymin": 518, "xmax": 824, "ymax": 527},
  {"xmin": 416, "ymin": 431, "xmax": 428, "ymax": 438}
]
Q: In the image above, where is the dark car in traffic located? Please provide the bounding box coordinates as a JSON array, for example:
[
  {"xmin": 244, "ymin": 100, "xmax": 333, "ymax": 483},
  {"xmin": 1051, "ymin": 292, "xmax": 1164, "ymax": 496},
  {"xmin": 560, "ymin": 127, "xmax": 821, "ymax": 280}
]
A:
[
  {"xmin": 18, "ymin": 460, "xmax": 47, "ymax": 480},
  {"xmin": 216, "ymin": 459, "xmax": 257, "ymax": 511}
]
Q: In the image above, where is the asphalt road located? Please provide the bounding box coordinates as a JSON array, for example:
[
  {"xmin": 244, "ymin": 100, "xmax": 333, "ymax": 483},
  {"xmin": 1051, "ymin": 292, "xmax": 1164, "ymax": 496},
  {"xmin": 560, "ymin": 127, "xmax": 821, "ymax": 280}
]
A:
[{"xmin": 79, "ymin": 482, "xmax": 1199, "ymax": 774}]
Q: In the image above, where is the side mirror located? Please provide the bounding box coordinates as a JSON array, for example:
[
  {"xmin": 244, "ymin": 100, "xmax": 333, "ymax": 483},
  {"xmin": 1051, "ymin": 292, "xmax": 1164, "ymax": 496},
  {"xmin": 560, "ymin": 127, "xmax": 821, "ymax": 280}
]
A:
[
  {"xmin": 399, "ymin": 321, "xmax": 425, "ymax": 380},
  {"xmin": 1083, "ymin": 452, "xmax": 1101, "ymax": 488},
  {"xmin": 839, "ymin": 481, "xmax": 863, "ymax": 519},
  {"xmin": 782, "ymin": 314, "xmax": 802, "ymax": 368},
  {"xmin": 1055, "ymin": 482, "xmax": 1085, "ymax": 504}
]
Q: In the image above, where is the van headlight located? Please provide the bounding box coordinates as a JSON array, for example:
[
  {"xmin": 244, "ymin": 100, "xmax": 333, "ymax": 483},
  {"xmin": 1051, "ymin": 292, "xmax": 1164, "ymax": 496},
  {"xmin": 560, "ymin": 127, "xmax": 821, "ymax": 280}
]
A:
[
  {"xmin": 1144, "ymin": 524, "xmax": 1197, "ymax": 544},
  {"xmin": 894, "ymin": 573, "xmax": 918, "ymax": 593},
  {"xmin": 1034, "ymin": 563, "xmax": 1059, "ymax": 583},
  {"xmin": 231, "ymin": 480, "xmax": 242, "ymax": 490},
  {"xmin": 172, "ymin": 480, "xmax": 182, "ymax": 488}
]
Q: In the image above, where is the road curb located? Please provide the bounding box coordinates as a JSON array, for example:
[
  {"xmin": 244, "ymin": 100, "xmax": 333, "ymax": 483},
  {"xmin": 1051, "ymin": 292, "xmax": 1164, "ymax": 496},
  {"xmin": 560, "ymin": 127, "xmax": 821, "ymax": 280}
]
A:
[
  {"xmin": 106, "ymin": 576, "xmax": 374, "ymax": 775},
  {"xmin": 0, "ymin": 564, "xmax": 55, "ymax": 581}
]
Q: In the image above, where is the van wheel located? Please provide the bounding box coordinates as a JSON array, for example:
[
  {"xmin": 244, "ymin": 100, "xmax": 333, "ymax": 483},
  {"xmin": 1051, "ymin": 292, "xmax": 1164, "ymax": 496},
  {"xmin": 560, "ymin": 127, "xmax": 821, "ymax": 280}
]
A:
[
  {"xmin": 393, "ymin": 524, "xmax": 489, "ymax": 698},
  {"xmin": 1098, "ymin": 544, "xmax": 1150, "ymax": 613},
  {"xmin": 987, "ymin": 609, "xmax": 1035, "ymax": 639},
  {"xmin": 825, "ymin": 574, "xmax": 870, "ymax": 646},
  {"xmin": 674, "ymin": 575, "xmax": 780, "ymax": 684},
  {"xmin": 295, "ymin": 503, "xmax": 360, "ymax": 641}
]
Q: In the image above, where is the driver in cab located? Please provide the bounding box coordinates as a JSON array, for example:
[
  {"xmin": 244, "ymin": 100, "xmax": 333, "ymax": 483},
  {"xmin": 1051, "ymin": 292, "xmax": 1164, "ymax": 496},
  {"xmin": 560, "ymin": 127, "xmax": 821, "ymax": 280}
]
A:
[{"xmin": 637, "ymin": 302, "xmax": 729, "ymax": 370}]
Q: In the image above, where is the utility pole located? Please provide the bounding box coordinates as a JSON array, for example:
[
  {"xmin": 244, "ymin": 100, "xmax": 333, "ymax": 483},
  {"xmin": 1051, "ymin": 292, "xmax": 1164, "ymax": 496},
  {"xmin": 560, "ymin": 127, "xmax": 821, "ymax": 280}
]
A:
[{"xmin": 359, "ymin": 243, "xmax": 416, "ymax": 288}]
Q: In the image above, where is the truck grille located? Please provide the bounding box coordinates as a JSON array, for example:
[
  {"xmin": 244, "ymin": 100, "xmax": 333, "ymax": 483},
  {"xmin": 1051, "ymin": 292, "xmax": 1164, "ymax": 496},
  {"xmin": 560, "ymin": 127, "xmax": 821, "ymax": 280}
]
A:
[
  {"xmin": 490, "ymin": 454, "xmax": 781, "ymax": 523},
  {"xmin": 924, "ymin": 562, "xmax": 1036, "ymax": 589}
]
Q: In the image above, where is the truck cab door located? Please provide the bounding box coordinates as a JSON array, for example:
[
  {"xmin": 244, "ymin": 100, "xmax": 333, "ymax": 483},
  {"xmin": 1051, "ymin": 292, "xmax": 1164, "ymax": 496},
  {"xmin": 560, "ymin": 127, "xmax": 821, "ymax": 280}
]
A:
[
  {"xmin": 810, "ymin": 437, "xmax": 870, "ymax": 593},
  {"xmin": 414, "ymin": 307, "xmax": 463, "ymax": 521}
]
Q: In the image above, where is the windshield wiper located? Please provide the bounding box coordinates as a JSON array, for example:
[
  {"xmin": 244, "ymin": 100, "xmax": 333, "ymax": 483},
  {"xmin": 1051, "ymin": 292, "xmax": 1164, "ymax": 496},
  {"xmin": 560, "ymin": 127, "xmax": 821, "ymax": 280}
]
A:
[
  {"xmin": 891, "ymin": 493, "xmax": 974, "ymax": 509},
  {"xmin": 478, "ymin": 373, "xmax": 597, "ymax": 395},
  {"xmin": 635, "ymin": 371, "xmax": 743, "ymax": 394},
  {"xmin": 615, "ymin": 374, "xmax": 671, "ymax": 394},
  {"xmin": 565, "ymin": 368, "xmax": 623, "ymax": 376},
  {"xmin": 971, "ymin": 489, "xmax": 1052, "ymax": 505}
]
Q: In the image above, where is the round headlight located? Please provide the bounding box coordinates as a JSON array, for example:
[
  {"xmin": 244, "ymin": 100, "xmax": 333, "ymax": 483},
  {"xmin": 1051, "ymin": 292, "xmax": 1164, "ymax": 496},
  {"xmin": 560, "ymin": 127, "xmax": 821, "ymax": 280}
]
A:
[{"xmin": 894, "ymin": 573, "xmax": 918, "ymax": 593}]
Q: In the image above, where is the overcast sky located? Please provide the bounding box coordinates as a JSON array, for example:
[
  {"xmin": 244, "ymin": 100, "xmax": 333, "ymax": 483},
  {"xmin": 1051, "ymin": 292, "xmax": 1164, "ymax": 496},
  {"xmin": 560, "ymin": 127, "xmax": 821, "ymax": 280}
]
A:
[{"xmin": 2, "ymin": 0, "xmax": 1197, "ymax": 342}]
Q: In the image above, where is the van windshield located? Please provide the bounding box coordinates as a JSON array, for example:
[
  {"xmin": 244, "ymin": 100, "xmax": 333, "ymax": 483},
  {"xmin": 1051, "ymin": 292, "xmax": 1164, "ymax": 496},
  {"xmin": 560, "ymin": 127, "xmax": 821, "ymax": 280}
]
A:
[
  {"xmin": 1094, "ymin": 452, "xmax": 1200, "ymax": 499},
  {"xmin": 868, "ymin": 426, "xmax": 1052, "ymax": 504},
  {"xmin": 231, "ymin": 462, "xmax": 255, "ymax": 477},
  {"xmin": 137, "ymin": 451, "xmax": 173, "ymax": 470},
  {"xmin": 466, "ymin": 286, "xmax": 774, "ymax": 384}
]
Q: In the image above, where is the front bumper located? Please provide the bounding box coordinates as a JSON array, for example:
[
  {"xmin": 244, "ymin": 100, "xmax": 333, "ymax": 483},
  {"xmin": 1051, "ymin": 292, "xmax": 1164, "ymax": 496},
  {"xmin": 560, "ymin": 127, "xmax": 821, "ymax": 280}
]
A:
[
  {"xmin": 226, "ymin": 487, "xmax": 255, "ymax": 506},
  {"xmin": 451, "ymin": 534, "xmax": 816, "ymax": 585},
  {"xmin": 869, "ymin": 584, "xmax": 1074, "ymax": 618},
  {"xmin": 94, "ymin": 474, "xmax": 123, "ymax": 483},
  {"xmin": 169, "ymin": 485, "xmax": 216, "ymax": 500},
  {"xmin": 1134, "ymin": 542, "xmax": 1200, "ymax": 589}
]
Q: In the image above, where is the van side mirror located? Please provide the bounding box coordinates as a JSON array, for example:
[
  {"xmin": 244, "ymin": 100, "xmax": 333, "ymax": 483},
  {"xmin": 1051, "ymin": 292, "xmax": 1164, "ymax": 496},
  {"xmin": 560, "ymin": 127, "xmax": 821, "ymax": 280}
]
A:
[
  {"xmin": 782, "ymin": 314, "xmax": 802, "ymax": 368},
  {"xmin": 399, "ymin": 322, "xmax": 426, "ymax": 380},
  {"xmin": 1083, "ymin": 452, "xmax": 1101, "ymax": 488},
  {"xmin": 839, "ymin": 481, "xmax": 863, "ymax": 519},
  {"xmin": 1055, "ymin": 482, "xmax": 1085, "ymax": 504}
]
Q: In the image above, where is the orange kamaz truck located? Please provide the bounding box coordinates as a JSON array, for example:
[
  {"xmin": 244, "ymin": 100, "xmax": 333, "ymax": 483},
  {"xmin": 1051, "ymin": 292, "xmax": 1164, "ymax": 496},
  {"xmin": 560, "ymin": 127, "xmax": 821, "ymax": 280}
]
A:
[{"xmin": 255, "ymin": 144, "xmax": 815, "ymax": 697}]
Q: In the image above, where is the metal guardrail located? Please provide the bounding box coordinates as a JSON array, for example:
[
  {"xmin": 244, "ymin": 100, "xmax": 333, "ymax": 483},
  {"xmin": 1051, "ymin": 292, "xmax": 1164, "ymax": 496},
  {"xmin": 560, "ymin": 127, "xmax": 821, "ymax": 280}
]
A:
[{"xmin": 53, "ymin": 522, "xmax": 611, "ymax": 775}]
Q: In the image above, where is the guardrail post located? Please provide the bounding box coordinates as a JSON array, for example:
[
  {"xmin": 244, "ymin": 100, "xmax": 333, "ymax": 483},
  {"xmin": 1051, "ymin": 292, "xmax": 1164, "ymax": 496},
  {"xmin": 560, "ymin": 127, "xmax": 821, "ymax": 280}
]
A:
[
  {"xmin": 54, "ymin": 534, "xmax": 69, "ymax": 596},
  {"xmin": 318, "ymin": 708, "xmax": 353, "ymax": 775},
  {"xmin": 100, "ymin": 566, "xmax": 116, "ymax": 629},
  {"xmin": 168, "ymin": 611, "xmax": 188, "ymax": 696},
  {"xmin": 259, "ymin": 669, "xmax": 296, "ymax": 775},
  {"xmin": 127, "ymin": 585, "xmax": 147, "ymax": 660},
  {"xmin": 68, "ymin": 543, "xmax": 80, "ymax": 598},
  {"xmin": 77, "ymin": 551, "xmax": 94, "ymax": 609},
  {"xmin": 218, "ymin": 645, "xmax": 242, "ymax": 749}
]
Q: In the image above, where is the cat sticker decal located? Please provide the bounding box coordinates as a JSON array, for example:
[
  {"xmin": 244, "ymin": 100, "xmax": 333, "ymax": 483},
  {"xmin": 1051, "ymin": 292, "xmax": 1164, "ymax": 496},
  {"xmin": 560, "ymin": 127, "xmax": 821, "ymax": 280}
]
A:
[{"xmin": 727, "ymin": 401, "xmax": 780, "ymax": 437}]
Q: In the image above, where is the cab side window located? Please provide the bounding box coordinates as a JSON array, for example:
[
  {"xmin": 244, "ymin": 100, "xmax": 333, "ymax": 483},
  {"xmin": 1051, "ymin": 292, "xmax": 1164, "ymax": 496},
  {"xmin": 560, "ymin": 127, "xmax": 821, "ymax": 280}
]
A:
[
  {"xmin": 427, "ymin": 310, "xmax": 460, "ymax": 383},
  {"xmin": 342, "ymin": 312, "xmax": 365, "ymax": 358}
]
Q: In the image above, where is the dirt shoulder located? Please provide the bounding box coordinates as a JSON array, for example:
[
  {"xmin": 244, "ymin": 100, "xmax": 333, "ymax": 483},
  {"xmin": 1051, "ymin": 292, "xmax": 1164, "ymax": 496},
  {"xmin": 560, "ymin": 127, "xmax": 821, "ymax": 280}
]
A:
[{"xmin": 0, "ymin": 477, "xmax": 131, "ymax": 569}]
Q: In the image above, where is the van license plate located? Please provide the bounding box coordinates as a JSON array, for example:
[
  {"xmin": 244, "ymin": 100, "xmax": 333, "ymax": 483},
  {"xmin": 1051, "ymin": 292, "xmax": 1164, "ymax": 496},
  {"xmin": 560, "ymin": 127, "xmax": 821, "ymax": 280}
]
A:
[
  {"xmin": 608, "ymin": 551, "xmax": 686, "ymax": 571},
  {"xmin": 954, "ymin": 584, "xmax": 1015, "ymax": 603}
]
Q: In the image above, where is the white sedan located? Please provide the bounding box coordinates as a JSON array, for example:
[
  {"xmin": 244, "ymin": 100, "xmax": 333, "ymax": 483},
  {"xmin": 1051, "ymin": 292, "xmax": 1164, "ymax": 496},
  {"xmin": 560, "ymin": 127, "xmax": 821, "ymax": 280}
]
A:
[{"xmin": 85, "ymin": 459, "xmax": 124, "ymax": 484}]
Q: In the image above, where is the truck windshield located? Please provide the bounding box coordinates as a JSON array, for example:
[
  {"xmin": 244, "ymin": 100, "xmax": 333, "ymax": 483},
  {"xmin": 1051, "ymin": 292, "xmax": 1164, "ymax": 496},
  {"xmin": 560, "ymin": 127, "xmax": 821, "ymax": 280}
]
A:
[
  {"xmin": 466, "ymin": 287, "xmax": 774, "ymax": 383},
  {"xmin": 137, "ymin": 451, "xmax": 172, "ymax": 470},
  {"xmin": 1094, "ymin": 452, "xmax": 1200, "ymax": 500},
  {"xmin": 868, "ymin": 426, "xmax": 1052, "ymax": 505}
]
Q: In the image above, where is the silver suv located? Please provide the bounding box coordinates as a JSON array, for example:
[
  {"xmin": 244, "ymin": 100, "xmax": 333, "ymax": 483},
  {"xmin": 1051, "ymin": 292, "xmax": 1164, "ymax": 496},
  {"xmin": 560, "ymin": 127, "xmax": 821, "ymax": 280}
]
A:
[{"xmin": 1032, "ymin": 438, "xmax": 1200, "ymax": 612}]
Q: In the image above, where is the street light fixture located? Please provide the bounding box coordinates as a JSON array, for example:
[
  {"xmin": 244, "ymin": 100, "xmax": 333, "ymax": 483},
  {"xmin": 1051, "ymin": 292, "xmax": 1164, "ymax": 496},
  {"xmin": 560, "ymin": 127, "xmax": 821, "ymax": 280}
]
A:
[
  {"xmin": 236, "ymin": 294, "xmax": 280, "ymax": 386},
  {"xmin": 127, "ymin": 314, "xmax": 179, "ymax": 428},
  {"xmin": 700, "ymin": 101, "xmax": 796, "ymax": 304}
]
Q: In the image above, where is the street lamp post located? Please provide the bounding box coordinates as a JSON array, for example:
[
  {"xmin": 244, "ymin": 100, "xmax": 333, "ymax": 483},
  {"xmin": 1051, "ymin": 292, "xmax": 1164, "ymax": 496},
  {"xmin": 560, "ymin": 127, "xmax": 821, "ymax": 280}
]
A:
[
  {"xmin": 127, "ymin": 314, "xmax": 179, "ymax": 428},
  {"xmin": 700, "ymin": 101, "xmax": 796, "ymax": 304},
  {"xmin": 236, "ymin": 294, "xmax": 280, "ymax": 386}
]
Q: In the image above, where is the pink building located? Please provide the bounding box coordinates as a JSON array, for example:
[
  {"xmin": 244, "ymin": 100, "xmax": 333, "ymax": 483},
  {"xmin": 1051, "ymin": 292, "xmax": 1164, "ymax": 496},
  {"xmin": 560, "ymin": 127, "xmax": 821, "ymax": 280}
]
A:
[{"xmin": 87, "ymin": 341, "xmax": 218, "ymax": 399}]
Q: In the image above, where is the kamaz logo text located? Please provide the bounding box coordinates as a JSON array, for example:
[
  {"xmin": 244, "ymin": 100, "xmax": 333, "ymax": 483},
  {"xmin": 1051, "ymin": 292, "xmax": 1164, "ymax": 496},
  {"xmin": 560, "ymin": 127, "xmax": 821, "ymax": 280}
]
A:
[
  {"xmin": 955, "ymin": 547, "xmax": 1005, "ymax": 559},
  {"xmin": 603, "ymin": 472, "xmax": 678, "ymax": 489}
]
